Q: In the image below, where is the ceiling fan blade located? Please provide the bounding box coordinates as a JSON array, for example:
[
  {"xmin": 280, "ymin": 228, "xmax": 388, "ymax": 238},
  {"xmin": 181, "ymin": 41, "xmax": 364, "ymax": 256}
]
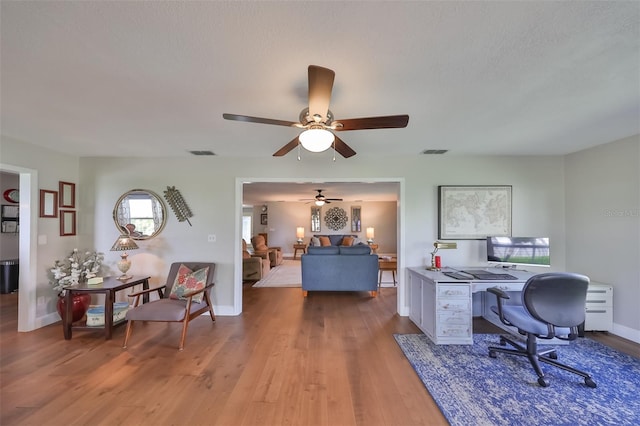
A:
[
  {"xmin": 223, "ymin": 113, "xmax": 299, "ymax": 127},
  {"xmin": 325, "ymin": 198, "xmax": 343, "ymax": 201},
  {"xmin": 333, "ymin": 135, "xmax": 357, "ymax": 158},
  {"xmin": 334, "ymin": 115, "xmax": 409, "ymax": 131},
  {"xmin": 308, "ymin": 65, "xmax": 335, "ymax": 123},
  {"xmin": 273, "ymin": 136, "xmax": 300, "ymax": 157}
]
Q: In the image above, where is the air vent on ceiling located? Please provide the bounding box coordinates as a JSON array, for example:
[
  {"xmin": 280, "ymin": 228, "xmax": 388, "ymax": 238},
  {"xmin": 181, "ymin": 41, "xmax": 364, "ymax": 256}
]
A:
[
  {"xmin": 421, "ymin": 149, "xmax": 448, "ymax": 155},
  {"xmin": 189, "ymin": 150, "xmax": 216, "ymax": 156}
]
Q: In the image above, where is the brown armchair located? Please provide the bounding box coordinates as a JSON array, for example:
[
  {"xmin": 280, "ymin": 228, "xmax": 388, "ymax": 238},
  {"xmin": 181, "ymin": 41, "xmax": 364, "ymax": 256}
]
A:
[
  {"xmin": 251, "ymin": 234, "xmax": 283, "ymax": 267},
  {"xmin": 243, "ymin": 239, "xmax": 270, "ymax": 281},
  {"xmin": 123, "ymin": 262, "xmax": 215, "ymax": 351}
]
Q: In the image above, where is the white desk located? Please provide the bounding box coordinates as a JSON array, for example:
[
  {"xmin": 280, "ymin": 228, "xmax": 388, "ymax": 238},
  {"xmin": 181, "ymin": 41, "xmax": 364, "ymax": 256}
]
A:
[{"xmin": 408, "ymin": 267, "xmax": 536, "ymax": 345}]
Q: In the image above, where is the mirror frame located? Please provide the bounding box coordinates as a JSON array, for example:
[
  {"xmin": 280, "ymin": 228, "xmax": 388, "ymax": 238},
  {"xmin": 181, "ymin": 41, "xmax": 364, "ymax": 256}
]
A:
[{"xmin": 113, "ymin": 189, "xmax": 167, "ymax": 240}]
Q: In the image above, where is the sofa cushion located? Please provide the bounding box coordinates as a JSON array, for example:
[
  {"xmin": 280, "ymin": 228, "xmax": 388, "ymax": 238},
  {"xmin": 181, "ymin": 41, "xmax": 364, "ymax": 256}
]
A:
[
  {"xmin": 339, "ymin": 245, "xmax": 372, "ymax": 255},
  {"xmin": 307, "ymin": 246, "xmax": 340, "ymax": 255},
  {"xmin": 319, "ymin": 236, "xmax": 332, "ymax": 246},
  {"xmin": 311, "ymin": 236, "xmax": 320, "ymax": 246},
  {"xmin": 341, "ymin": 236, "xmax": 354, "ymax": 246}
]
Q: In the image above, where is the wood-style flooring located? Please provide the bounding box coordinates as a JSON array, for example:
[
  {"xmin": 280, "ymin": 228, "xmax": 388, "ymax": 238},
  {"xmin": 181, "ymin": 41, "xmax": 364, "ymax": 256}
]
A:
[{"xmin": 1, "ymin": 285, "xmax": 638, "ymax": 426}]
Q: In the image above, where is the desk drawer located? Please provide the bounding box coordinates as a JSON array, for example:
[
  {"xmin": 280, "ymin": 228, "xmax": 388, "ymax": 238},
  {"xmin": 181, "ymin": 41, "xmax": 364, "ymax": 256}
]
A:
[
  {"xmin": 438, "ymin": 311, "xmax": 471, "ymax": 326},
  {"xmin": 437, "ymin": 298, "xmax": 471, "ymax": 312},
  {"xmin": 437, "ymin": 323, "xmax": 471, "ymax": 338},
  {"xmin": 438, "ymin": 285, "xmax": 470, "ymax": 298}
]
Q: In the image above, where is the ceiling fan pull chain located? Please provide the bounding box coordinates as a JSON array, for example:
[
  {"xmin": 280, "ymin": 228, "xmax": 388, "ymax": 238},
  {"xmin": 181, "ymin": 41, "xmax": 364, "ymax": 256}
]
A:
[
  {"xmin": 332, "ymin": 143, "xmax": 336, "ymax": 162},
  {"xmin": 297, "ymin": 143, "xmax": 301, "ymax": 161}
]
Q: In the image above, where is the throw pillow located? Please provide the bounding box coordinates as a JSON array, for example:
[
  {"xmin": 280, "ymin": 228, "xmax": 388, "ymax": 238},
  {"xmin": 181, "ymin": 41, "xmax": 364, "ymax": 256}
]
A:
[
  {"xmin": 311, "ymin": 236, "xmax": 321, "ymax": 246},
  {"xmin": 319, "ymin": 236, "xmax": 331, "ymax": 247},
  {"xmin": 169, "ymin": 264, "xmax": 209, "ymax": 303},
  {"xmin": 341, "ymin": 236, "xmax": 354, "ymax": 246}
]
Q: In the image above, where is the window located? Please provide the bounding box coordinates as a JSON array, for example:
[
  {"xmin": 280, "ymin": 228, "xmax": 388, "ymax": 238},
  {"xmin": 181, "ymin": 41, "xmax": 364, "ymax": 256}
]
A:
[{"xmin": 242, "ymin": 215, "xmax": 252, "ymax": 245}]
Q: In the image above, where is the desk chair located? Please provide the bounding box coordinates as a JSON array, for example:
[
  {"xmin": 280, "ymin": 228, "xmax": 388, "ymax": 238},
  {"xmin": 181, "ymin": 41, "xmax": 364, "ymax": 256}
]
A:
[{"xmin": 487, "ymin": 272, "xmax": 596, "ymax": 388}]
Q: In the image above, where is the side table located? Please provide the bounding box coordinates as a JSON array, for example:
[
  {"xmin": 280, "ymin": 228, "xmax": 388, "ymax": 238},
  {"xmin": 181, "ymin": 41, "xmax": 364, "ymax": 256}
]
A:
[
  {"xmin": 63, "ymin": 275, "xmax": 150, "ymax": 340},
  {"xmin": 293, "ymin": 243, "xmax": 307, "ymax": 259}
]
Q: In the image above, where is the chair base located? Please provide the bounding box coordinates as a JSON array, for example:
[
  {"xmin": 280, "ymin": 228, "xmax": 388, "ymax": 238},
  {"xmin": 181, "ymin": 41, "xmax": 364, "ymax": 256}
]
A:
[{"xmin": 488, "ymin": 334, "xmax": 597, "ymax": 388}]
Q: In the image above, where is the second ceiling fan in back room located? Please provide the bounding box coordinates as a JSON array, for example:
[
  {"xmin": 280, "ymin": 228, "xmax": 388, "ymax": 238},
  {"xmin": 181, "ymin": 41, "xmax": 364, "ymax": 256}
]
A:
[
  {"xmin": 223, "ymin": 65, "xmax": 410, "ymax": 159},
  {"xmin": 299, "ymin": 189, "xmax": 343, "ymax": 206}
]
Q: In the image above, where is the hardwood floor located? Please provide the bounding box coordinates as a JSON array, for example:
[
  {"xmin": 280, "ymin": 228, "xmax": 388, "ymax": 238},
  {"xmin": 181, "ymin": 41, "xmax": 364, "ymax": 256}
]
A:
[{"xmin": 1, "ymin": 289, "xmax": 638, "ymax": 426}]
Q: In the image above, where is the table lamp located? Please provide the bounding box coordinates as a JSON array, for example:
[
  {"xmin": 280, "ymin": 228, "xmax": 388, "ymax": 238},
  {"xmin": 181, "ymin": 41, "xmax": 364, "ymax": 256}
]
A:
[
  {"xmin": 427, "ymin": 240, "xmax": 457, "ymax": 271},
  {"xmin": 296, "ymin": 227, "xmax": 305, "ymax": 244},
  {"xmin": 110, "ymin": 234, "xmax": 139, "ymax": 280},
  {"xmin": 366, "ymin": 227, "xmax": 375, "ymax": 244}
]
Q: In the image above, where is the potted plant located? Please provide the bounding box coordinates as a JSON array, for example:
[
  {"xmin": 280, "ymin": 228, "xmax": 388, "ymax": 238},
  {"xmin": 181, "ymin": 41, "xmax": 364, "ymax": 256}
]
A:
[{"xmin": 49, "ymin": 249, "xmax": 104, "ymax": 322}]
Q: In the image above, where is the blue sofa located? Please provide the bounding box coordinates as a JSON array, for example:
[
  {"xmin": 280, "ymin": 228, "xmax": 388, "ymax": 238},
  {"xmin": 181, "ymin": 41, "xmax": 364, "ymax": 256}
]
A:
[{"xmin": 301, "ymin": 245, "xmax": 379, "ymax": 297}]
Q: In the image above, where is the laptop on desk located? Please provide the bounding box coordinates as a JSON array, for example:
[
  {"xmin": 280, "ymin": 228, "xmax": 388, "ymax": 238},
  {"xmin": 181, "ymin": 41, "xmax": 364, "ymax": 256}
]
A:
[{"xmin": 462, "ymin": 270, "xmax": 518, "ymax": 280}]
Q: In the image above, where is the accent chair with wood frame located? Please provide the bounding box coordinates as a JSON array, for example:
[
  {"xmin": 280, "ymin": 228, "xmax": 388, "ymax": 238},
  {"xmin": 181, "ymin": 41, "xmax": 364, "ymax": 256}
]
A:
[{"xmin": 122, "ymin": 262, "xmax": 216, "ymax": 351}]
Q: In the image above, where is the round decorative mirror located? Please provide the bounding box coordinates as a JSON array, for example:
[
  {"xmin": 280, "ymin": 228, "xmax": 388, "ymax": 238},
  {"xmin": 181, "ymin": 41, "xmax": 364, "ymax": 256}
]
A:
[{"xmin": 113, "ymin": 189, "xmax": 167, "ymax": 240}]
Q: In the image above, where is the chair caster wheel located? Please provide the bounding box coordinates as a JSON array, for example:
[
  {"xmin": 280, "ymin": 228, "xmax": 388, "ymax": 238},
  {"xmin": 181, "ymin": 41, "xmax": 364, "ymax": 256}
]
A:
[
  {"xmin": 585, "ymin": 377, "xmax": 597, "ymax": 388},
  {"xmin": 548, "ymin": 351, "xmax": 558, "ymax": 360},
  {"xmin": 499, "ymin": 337, "xmax": 507, "ymax": 346},
  {"xmin": 489, "ymin": 350, "xmax": 497, "ymax": 358},
  {"xmin": 537, "ymin": 377, "xmax": 550, "ymax": 387}
]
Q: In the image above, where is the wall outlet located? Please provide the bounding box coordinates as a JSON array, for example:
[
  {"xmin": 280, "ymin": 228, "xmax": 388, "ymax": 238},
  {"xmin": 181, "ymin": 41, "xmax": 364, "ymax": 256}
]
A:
[{"xmin": 207, "ymin": 234, "xmax": 216, "ymax": 243}]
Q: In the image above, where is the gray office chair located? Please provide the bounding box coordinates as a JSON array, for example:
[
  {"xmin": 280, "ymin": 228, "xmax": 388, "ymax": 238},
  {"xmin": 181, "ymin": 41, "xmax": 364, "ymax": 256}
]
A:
[{"xmin": 487, "ymin": 272, "xmax": 596, "ymax": 388}]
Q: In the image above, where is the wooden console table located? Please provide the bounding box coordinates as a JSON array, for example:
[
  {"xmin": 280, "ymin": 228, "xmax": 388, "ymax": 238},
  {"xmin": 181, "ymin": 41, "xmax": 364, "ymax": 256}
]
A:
[
  {"xmin": 378, "ymin": 257, "xmax": 397, "ymax": 289},
  {"xmin": 62, "ymin": 275, "xmax": 150, "ymax": 340}
]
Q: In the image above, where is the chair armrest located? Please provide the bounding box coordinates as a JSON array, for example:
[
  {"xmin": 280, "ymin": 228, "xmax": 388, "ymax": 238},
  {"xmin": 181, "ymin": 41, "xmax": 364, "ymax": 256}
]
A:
[
  {"xmin": 487, "ymin": 287, "xmax": 510, "ymax": 299},
  {"xmin": 268, "ymin": 246, "xmax": 282, "ymax": 251},
  {"xmin": 128, "ymin": 285, "xmax": 167, "ymax": 298},
  {"xmin": 487, "ymin": 286, "xmax": 510, "ymax": 325}
]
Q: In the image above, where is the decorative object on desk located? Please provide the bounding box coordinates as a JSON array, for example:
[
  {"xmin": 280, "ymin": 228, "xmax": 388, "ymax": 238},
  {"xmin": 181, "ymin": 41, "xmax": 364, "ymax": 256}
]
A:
[
  {"xmin": 110, "ymin": 234, "xmax": 139, "ymax": 281},
  {"xmin": 87, "ymin": 276, "xmax": 103, "ymax": 285},
  {"xmin": 438, "ymin": 185, "xmax": 512, "ymax": 240},
  {"xmin": 427, "ymin": 240, "xmax": 457, "ymax": 271},
  {"xmin": 394, "ymin": 333, "xmax": 640, "ymax": 426},
  {"xmin": 114, "ymin": 189, "xmax": 167, "ymax": 239},
  {"xmin": 324, "ymin": 206, "xmax": 348, "ymax": 231},
  {"xmin": 163, "ymin": 186, "xmax": 193, "ymax": 226},
  {"xmin": 366, "ymin": 227, "xmax": 375, "ymax": 244},
  {"xmin": 296, "ymin": 226, "xmax": 305, "ymax": 243},
  {"xmin": 49, "ymin": 248, "xmax": 104, "ymax": 294}
]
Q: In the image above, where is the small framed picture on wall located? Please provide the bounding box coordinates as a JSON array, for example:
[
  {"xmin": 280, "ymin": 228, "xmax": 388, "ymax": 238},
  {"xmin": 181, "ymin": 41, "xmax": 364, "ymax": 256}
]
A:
[{"xmin": 260, "ymin": 213, "xmax": 268, "ymax": 225}]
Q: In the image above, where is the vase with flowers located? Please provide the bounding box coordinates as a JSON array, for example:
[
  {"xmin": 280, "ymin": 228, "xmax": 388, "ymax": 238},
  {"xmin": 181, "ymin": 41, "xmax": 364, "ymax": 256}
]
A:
[{"xmin": 49, "ymin": 249, "xmax": 104, "ymax": 322}]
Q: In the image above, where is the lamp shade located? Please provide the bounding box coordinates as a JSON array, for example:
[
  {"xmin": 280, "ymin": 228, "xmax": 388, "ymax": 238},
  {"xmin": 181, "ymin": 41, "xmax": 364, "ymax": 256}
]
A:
[
  {"xmin": 110, "ymin": 234, "xmax": 139, "ymax": 251},
  {"xmin": 299, "ymin": 128, "xmax": 335, "ymax": 152},
  {"xmin": 366, "ymin": 227, "xmax": 375, "ymax": 240},
  {"xmin": 296, "ymin": 227, "xmax": 305, "ymax": 240}
]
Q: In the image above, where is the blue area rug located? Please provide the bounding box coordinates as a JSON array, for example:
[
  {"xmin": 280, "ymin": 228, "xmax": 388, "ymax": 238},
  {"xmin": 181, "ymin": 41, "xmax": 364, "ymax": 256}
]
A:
[{"xmin": 394, "ymin": 333, "xmax": 640, "ymax": 426}]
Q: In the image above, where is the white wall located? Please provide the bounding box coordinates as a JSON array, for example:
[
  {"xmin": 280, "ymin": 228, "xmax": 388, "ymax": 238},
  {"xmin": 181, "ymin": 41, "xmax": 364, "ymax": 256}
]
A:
[
  {"xmin": 254, "ymin": 200, "xmax": 397, "ymax": 255},
  {"xmin": 79, "ymin": 154, "xmax": 567, "ymax": 319},
  {"xmin": 565, "ymin": 135, "xmax": 640, "ymax": 342},
  {"xmin": 1, "ymin": 136, "xmax": 81, "ymax": 329}
]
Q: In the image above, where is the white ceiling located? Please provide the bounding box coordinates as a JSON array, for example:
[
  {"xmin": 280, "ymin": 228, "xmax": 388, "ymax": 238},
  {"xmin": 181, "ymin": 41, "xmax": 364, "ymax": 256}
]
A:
[{"xmin": 2, "ymin": 1, "xmax": 638, "ymax": 160}]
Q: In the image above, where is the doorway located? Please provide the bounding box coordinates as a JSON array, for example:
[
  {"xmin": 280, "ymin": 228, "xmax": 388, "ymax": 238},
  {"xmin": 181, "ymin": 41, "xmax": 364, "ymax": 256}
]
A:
[{"xmin": 235, "ymin": 177, "xmax": 406, "ymax": 317}]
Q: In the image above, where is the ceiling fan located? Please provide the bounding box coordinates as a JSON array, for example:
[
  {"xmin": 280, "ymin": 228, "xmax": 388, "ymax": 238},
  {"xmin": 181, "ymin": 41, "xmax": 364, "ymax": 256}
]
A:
[
  {"xmin": 223, "ymin": 65, "xmax": 409, "ymax": 158},
  {"xmin": 300, "ymin": 189, "xmax": 343, "ymax": 206}
]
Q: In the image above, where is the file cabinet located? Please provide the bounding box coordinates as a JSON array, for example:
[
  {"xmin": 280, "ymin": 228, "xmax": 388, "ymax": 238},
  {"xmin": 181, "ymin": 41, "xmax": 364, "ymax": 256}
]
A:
[{"xmin": 584, "ymin": 283, "xmax": 613, "ymax": 332}]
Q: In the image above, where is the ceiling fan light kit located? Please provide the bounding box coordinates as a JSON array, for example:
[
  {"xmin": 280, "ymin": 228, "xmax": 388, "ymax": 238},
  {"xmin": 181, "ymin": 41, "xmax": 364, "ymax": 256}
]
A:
[
  {"xmin": 299, "ymin": 128, "xmax": 335, "ymax": 152},
  {"xmin": 223, "ymin": 65, "xmax": 409, "ymax": 159}
]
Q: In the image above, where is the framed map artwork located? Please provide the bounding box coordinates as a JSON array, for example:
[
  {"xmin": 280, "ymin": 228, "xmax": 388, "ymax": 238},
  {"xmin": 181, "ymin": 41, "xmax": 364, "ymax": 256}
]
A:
[{"xmin": 438, "ymin": 185, "xmax": 512, "ymax": 240}]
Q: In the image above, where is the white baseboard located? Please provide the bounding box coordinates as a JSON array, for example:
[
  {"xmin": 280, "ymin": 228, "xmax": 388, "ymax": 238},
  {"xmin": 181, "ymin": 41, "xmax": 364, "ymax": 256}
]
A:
[{"xmin": 611, "ymin": 322, "xmax": 640, "ymax": 344}]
